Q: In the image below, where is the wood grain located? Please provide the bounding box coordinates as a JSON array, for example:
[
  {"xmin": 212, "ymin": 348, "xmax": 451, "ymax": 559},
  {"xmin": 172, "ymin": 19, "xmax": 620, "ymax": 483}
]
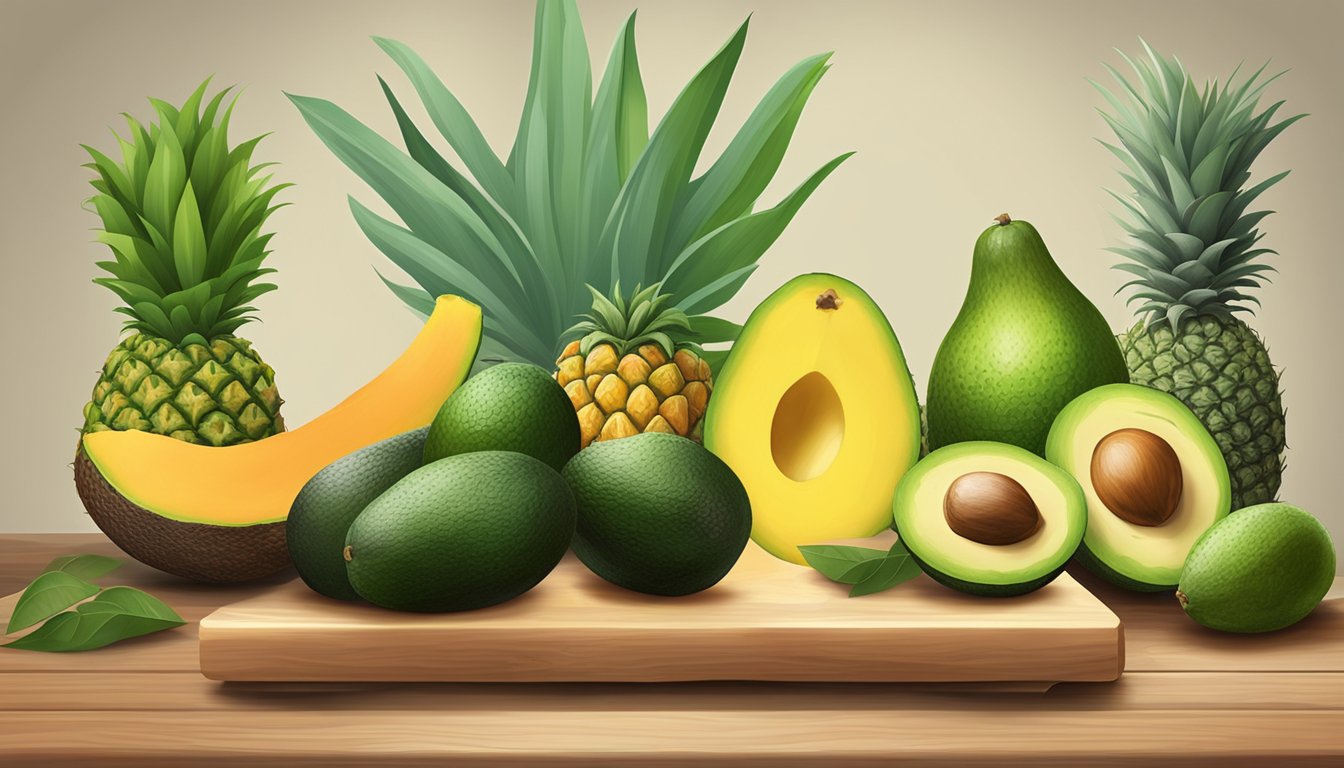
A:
[
  {"xmin": 3, "ymin": 710, "xmax": 1342, "ymax": 767},
  {"xmin": 199, "ymin": 547, "xmax": 1123, "ymax": 683},
  {"xmin": 2, "ymin": 671, "xmax": 1341, "ymax": 712}
]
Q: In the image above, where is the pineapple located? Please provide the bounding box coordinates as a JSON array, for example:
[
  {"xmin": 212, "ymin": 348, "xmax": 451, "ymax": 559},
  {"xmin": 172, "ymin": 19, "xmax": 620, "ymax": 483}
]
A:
[
  {"xmin": 557, "ymin": 284, "xmax": 713, "ymax": 447},
  {"xmin": 81, "ymin": 80, "xmax": 288, "ymax": 447},
  {"xmin": 290, "ymin": 0, "xmax": 847, "ymax": 381},
  {"xmin": 1093, "ymin": 42, "xmax": 1303, "ymax": 509}
]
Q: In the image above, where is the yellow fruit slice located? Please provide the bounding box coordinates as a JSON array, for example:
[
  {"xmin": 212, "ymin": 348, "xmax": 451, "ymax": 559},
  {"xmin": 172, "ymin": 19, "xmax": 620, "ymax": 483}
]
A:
[{"xmin": 81, "ymin": 295, "xmax": 482, "ymax": 526}]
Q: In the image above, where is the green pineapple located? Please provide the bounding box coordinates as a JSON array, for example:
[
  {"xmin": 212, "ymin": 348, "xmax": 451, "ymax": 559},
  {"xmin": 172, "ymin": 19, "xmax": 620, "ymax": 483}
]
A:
[
  {"xmin": 81, "ymin": 80, "xmax": 289, "ymax": 447},
  {"xmin": 1093, "ymin": 42, "xmax": 1303, "ymax": 509},
  {"xmin": 289, "ymin": 0, "xmax": 848, "ymax": 379}
]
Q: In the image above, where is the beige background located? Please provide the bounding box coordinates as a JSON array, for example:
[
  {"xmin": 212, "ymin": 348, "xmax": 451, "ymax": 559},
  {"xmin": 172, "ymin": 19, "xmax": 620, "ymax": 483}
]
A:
[{"xmin": 1, "ymin": 0, "xmax": 1340, "ymax": 541}]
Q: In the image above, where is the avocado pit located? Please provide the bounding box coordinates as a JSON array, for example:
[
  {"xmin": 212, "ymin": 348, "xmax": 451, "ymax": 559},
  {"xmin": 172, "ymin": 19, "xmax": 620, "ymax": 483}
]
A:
[
  {"xmin": 1090, "ymin": 428, "xmax": 1183, "ymax": 527},
  {"xmin": 943, "ymin": 471, "xmax": 1042, "ymax": 545}
]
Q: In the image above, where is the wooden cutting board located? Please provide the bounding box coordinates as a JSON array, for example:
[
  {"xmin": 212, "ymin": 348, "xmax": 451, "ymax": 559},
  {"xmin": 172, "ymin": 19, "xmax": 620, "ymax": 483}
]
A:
[{"xmin": 199, "ymin": 541, "xmax": 1124, "ymax": 684}]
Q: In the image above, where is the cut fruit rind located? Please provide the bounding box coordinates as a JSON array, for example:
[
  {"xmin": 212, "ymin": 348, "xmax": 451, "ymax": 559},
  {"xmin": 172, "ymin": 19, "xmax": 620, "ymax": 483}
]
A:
[
  {"xmin": 893, "ymin": 441, "xmax": 1087, "ymax": 597},
  {"xmin": 704, "ymin": 273, "xmax": 920, "ymax": 565},
  {"xmin": 1046, "ymin": 383, "xmax": 1231, "ymax": 591},
  {"xmin": 75, "ymin": 296, "xmax": 482, "ymax": 582}
]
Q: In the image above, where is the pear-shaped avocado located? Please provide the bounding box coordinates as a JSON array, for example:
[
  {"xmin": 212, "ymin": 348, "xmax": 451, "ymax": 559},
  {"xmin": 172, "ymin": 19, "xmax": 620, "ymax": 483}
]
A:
[{"xmin": 927, "ymin": 215, "xmax": 1127, "ymax": 455}]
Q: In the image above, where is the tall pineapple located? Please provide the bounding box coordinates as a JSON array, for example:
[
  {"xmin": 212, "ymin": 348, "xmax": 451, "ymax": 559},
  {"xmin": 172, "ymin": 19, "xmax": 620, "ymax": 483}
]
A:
[
  {"xmin": 557, "ymin": 283, "xmax": 713, "ymax": 447},
  {"xmin": 81, "ymin": 80, "xmax": 288, "ymax": 447},
  {"xmin": 1094, "ymin": 42, "xmax": 1303, "ymax": 509},
  {"xmin": 289, "ymin": 0, "xmax": 847, "ymax": 394}
]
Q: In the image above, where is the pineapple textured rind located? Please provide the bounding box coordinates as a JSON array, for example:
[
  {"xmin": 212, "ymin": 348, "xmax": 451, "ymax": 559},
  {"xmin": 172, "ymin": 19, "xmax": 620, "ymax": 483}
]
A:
[{"xmin": 1118, "ymin": 317, "xmax": 1284, "ymax": 510}]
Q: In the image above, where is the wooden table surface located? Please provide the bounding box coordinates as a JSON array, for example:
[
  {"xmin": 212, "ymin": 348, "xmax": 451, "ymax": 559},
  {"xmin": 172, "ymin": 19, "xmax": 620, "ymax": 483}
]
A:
[{"xmin": 2, "ymin": 533, "xmax": 1341, "ymax": 767}]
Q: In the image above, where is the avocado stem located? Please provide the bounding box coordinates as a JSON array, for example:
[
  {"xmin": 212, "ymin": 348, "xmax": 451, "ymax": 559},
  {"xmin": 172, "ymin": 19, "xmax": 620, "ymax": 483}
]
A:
[
  {"xmin": 1175, "ymin": 589, "xmax": 1189, "ymax": 609},
  {"xmin": 995, "ymin": 213, "xmax": 1012, "ymax": 226},
  {"xmin": 815, "ymin": 289, "xmax": 842, "ymax": 310},
  {"xmin": 342, "ymin": 545, "xmax": 353, "ymax": 562}
]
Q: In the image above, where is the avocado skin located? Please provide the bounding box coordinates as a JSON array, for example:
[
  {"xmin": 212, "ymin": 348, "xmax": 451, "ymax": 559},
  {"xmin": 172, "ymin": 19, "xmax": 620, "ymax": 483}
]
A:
[
  {"xmin": 902, "ymin": 539, "xmax": 1067, "ymax": 598},
  {"xmin": 286, "ymin": 427, "xmax": 429, "ymax": 600},
  {"xmin": 926, "ymin": 219, "xmax": 1128, "ymax": 456},
  {"xmin": 424, "ymin": 363, "xmax": 580, "ymax": 471},
  {"xmin": 1178, "ymin": 503, "xmax": 1336, "ymax": 633},
  {"xmin": 346, "ymin": 451, "xmax": 576, "ymax": 612},
  {"xmin": 563, "ymin": 433, "xmax": 751, "ymax": 596}
]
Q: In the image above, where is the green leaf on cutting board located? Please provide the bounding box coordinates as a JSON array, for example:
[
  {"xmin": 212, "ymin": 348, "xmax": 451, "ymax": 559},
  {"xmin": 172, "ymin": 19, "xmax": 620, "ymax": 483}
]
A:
[
  {"xmin": 4, "ymin": 586, "xmax": 185, "ymax": 652},
  {"xmin": 798, "ymin": 544, "xmax": 889, "ymax": 585},
  {"xmin": 801, "ymin": 540, "xmax": 923, "ymax": 597},
  {"xmin": 846, "ymin": 543, "xmax": 922, "ymax": 597},
  {"xmin": 5, "ymin": 571, "xmax": 101, "ymax": 634},
  {"xmin": 41, "ymin": 553, "xmax": 123, "ymax": 581}
]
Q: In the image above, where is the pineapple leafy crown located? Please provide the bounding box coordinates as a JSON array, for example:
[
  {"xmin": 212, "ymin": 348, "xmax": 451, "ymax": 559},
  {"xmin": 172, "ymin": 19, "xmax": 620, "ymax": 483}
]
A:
[
  {"xmin": 84, "ymin": 78, "xmax": 289, "ymax": 344},
  {"xmin": 566, "ymin": 282, "xmax": 694, "ymax": 358},
  {"xmin": 288, "ymin": 0, "xmax": 850, "ymax": 372},
  {"xmin": 1092, "ymin": 39, "xmax": 1304, "ymax": 330}
]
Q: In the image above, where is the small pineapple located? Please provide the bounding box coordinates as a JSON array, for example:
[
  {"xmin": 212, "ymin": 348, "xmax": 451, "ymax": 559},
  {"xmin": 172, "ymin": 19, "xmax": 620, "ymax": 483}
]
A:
[
  {"xmin": 557, "ymin": 285, "xmax": 712, "ymax": 447},
  {"xmin": 81, "ymin": 80, "xmax": 289, "ymax": 447},
  {"xmin": 1094, "ymin": 42, "xmax": 1303, "ymax": 509}
]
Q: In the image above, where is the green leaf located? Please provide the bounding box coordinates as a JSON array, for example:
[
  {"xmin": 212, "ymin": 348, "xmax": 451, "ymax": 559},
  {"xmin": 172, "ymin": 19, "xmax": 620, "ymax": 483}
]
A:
[
  {"xmin": 799, "ymin": 544, "xmax": 889, "ymax": 585},
  {"xmin": 141, "ymin": 118, "xmax": 187, "ymax": 243},
  {"xmin": 601, "ymin": 18, "xmax": 749, "ymax": 288},
  {"xmin": 373, "ymin": 37, "xmax": 516, "ymax": 210},
  {"xmin": 848, "ymin": 542, "xmax": 922, "ymax": 597},
  {"xmin": 664, "ymin": 152, "xmax": 851, "ymax": 305},
  {"xmin": 42, "ymin": 554, "xmax": 122, "ymax": 581},
  {"xmin": 172, "ymin": 182, "xmax": 207, "ymax": 286},
  {"xmin": 665, "ymin": 52, "xmax": 831, "ymax": 255},
  {"xmin": 4, "ymin": 587, "xmax": 185, "ymax": 653},
  {"xmin": 5, "ymin": 572, "xmax": 100, "ymax": 634}
]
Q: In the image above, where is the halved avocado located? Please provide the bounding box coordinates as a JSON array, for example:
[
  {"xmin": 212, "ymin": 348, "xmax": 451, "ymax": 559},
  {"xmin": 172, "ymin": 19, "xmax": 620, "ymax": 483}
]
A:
[
  {"xmin": 1046, "ymin": 383, "xmax": 1231, "ymax": 591},
  {"xmin": 703, "ymin": 274, "xmax": 921, "ymax": 565},
  {"xmin": 893, "ymin": 441, "xmax": 1086, "ymax": 596}
]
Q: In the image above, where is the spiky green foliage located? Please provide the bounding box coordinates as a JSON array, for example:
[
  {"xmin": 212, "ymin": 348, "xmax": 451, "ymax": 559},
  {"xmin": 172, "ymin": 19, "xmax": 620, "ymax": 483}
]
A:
[
  {"xmin": 83, "ymin": 79, "xmax": 289, "ymax": 344},
  {"xmin": 80, "ymin": 80, "xmax": 288, "ymax": 446},
  {"xmin": 288, "ymin": 0, "xmax": 849, "ymax": 370},
  {"xmin": 567, "ymin": 283, "xmax": 692, "ymax": 358},
  {"xmin": 1091, "ymin": 41, "xmax": 1303, "ymax": 327},
  {"xmin": 1096, "ymin": 41, "xmax": 1299, "ymax": 509}
]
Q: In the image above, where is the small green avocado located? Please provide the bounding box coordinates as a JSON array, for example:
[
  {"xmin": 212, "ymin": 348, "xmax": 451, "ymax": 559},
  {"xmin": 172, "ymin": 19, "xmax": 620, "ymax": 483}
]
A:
[
  {"xmin": 926, "ymin": 215, "xmax": 1128, "ymax": 456},
  {"xmin": 287, "ymin": 427, "xmax": 428, "ymax": 600},
  {"xmin": 423, "ymin": 363, "xmax": 580, "ymax": 471},
  {"xmin": 1046, "ymin": 383, "xmax": 1231, "ymax": 592},
  {"xmin": 1178, "ymin": 503, "xmax": 1336, "ymax": 633},
  {"xmin": 345, "ymin": 451, "xmax": 576, "ymax": 612},
  {"xmin": 892, "ymin": 441, "xmax": 1087, "ymax": 597},
  {"xmin": 563, "ymin": 433, "xmax": 751, "ymax": 596}
]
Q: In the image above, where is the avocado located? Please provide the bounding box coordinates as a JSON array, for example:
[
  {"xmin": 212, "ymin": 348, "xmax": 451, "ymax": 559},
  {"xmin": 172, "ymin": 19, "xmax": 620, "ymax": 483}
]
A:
[
  {"xmin": 702, "ymin": 274, "xmax": 921, "ymax": 564},
  {"xmin": 925, "ymin": 215, "xmax": 1128, "ymax": 456},
  {"xmin": 563, "ymin": 433, "xmax": 751, "ymax": 596},
  {"xmin": 893, "ymin": 441, "xmax": 1087, "ymax": 596},
  {"xmin": 424, "ymin": 363, "xmax": 580, "ymax": 471},
  {"xmin": 1047, "ymin": 383, "xmax": 1230, "ymax": 591},
  {"xmin": 287, "ymin": 427, "xmax": 428, "ymax": 600},
  {"xmin": 345, "ymin": 451, "xmax": 575, "ymax": 612},
  {"xmin": 1178, "ymin": 503, "xmax": 1336, "ymax": 633}
]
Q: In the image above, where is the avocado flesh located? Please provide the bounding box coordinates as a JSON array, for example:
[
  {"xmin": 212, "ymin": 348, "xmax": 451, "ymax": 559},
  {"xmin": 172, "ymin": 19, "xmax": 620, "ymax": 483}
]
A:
[
  {"xmin": 926, "ymin": 218, "xmax": 1128, "ymax": 456},
  {"xmin": 1047, "ymin": 383, "xmax": 1230, "ymax": 591},
  {"xmin": 893, "ymin": 441, "xmax": 1087, "ymax": 596},
  {"xmin": 703, "ymin": 273, "xmax": 921, "ymax": 565},
  {"xmin": 286, "ymin": 427, "xmax": 428, "ymax": 600}
]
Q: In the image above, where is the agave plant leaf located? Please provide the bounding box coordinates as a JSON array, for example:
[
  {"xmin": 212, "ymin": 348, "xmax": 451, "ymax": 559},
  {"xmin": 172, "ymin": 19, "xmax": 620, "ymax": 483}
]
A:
[
  {"xmin": 601, "ymin": 19, "xmax": 749, "ymax": 289},
  {"xmin": 664, "ymin": 52, "xmax": 831, "ymax": 258},
  {"xmin": 664, "ymin": 152, "xmax": 851, "ymax": 302}
]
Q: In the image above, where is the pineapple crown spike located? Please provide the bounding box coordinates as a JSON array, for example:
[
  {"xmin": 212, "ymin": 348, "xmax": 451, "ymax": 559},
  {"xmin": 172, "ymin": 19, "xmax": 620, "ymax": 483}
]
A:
[
  {"xmin": 1093, "ymin": 38, "xmax": 1305, "ymax": 331},
  {"xmin": 83, "ymin": 77, "xmax": 290, "ymax": 344},
  {"xmin": 564, "ymin": 282, "xmax": 694, "ymax": 358}
]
